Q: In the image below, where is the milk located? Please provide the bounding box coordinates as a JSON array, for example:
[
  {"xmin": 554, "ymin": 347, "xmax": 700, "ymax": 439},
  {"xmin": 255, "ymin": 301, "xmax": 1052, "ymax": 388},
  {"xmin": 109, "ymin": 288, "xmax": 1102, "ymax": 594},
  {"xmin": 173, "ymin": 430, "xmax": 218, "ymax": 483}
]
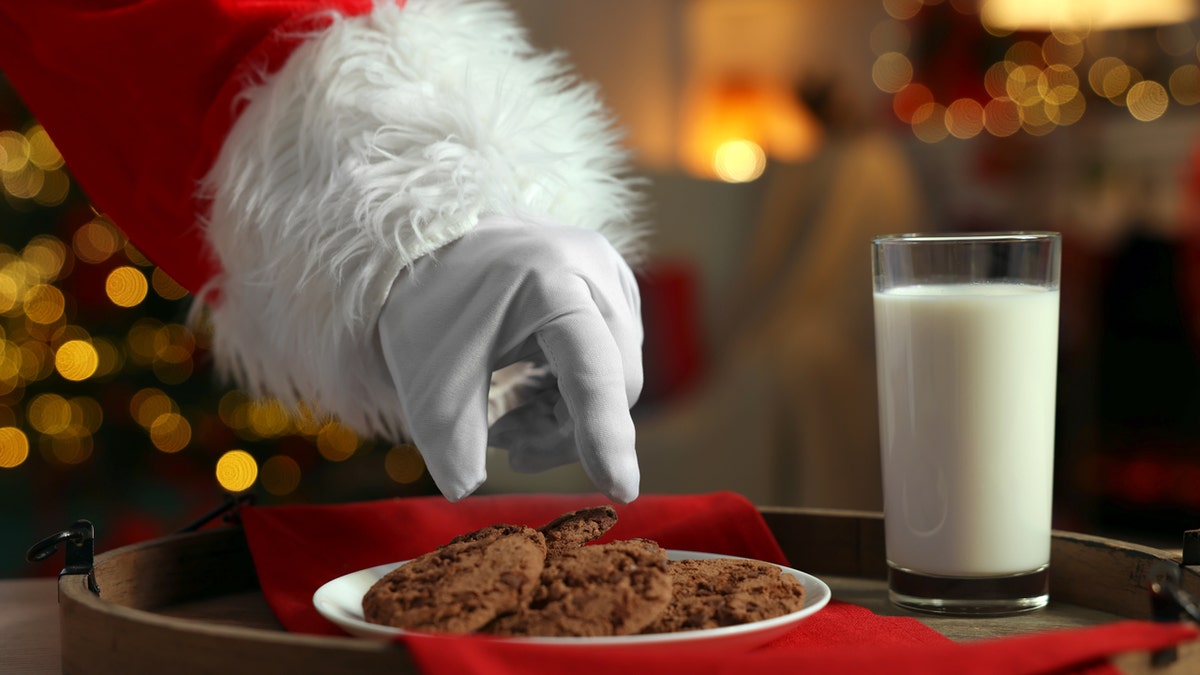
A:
[{"xmin": 874, "ymin": 283, "xmax": 1059, "ymax": 577}]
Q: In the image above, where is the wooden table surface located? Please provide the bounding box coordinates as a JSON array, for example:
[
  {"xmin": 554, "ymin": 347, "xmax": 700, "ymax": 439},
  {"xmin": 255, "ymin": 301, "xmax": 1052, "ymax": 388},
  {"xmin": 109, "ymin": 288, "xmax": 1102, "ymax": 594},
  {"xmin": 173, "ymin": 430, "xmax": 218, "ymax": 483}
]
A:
[
  {"xmin": 2, "ymin": 578, "xmax": 60, "ymax": 675},
  {"xmin": 0, "ymin": 573, "xmax": 1130, "ymax": 675}
]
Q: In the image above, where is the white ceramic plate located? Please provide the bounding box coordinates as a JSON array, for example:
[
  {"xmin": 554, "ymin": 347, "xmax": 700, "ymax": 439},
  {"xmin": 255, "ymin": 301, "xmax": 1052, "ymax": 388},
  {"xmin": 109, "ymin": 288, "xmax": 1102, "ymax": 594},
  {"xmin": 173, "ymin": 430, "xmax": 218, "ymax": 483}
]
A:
[{"xmin": 313, "ymin": 550, "xmax": 832, "ymax": 649}]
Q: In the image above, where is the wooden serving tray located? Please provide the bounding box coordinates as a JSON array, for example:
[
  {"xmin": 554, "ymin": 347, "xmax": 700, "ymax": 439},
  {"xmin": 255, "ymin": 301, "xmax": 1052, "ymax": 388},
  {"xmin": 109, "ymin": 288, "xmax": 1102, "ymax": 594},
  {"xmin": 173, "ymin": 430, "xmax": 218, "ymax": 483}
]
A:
[{"xmin": 56, "ymin": 507, "xmax": 1200, "ymax": 674}]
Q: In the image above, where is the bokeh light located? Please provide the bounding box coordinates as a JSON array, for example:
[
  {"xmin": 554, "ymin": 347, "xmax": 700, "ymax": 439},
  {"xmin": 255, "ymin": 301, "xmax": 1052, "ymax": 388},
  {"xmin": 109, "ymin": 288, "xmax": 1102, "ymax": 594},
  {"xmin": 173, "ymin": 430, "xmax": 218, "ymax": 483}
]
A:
[
  {"xmin": 24, "ymin": 126, "xmax": 63, "ymax": 171},
  {"xmin": 131, "ymin": 387, "xmax": 177, "ymax": 428},
  {"xmin": 1038, "ymin": 64, "xmax": 1080, "ymax": 105},
  {"xmin": 1170, "ymin": 65, "xmax": 1200, "ymax": 105},
  {"xmin": 247, "ymin": 399, "xmax": 291, "ymax": 438},
  {"xmin": 713, "ymin": 140, "xmax": 766, "ymax": 183},
  {"xmin": 1043, "ymin": 34, "xmax": 1084, "ymax": 67},
  {"xmin": 893, "ymin": 83, "xmax": 933, "ymax": 124},
  {"xmin": 43, "ymin": 434, "xmax": 92, "ymax": 465},
  {"xmin": 0, "ymin": 131, "xmax": 29, "ymax": 173},
  {"xmin": 23, "ymin": 284, "xmax": 65, "ymax": 325},
  {"xmin": 28, "ymin": 393, "xmax": 71, "ymax": 435},
  {"xmin": 261, "ymin": 455, "xmax": 301, "ymax": 496},
  {"xmin": 106, "ymin": 266, "xmax": 149, "ymax": 307},
  {"xmin": 1006, "ymin": 40, "xmax": 1045, "ymax": 67},
  {"xmin": 216, "ymin": 449, "xmax": 258, "ymax": 492},
  {"xmin": 985, "ymin": 61, "xmax": 1015, "ymax": 99},
  {"xmin": 151, "ymin": 268, "xmax": 189, "ymax": 300},
  {"xmin": 19, "ymin": 341, "xmax": 54, "ymax": 381},
  {"xmin": 55, "ymin": 340, "xmax": 99, "ymax": 381},
  {"xmin": 126, "ymin": 318, "xmax": 163, "ymax": 366},
  {"xmin": 71, "ymin": 397, "xmax": 103, "ymax": 434},
  {"xmin": 385, "ymin": 444, "xmax": 426, "ymax": 484},
  {"xmin": 0, "ymin": 427, "xmax": 29, "ymax": 469},
  {"xmin": 1007, "ymin": 64, "xmax": 1044, "ymax": 106},
  {"xmin": 883, "ymin": 0, "xmax": 923, "ymax": 21},
  {"xmin": 945, "ymin": 98, "xmax": 985, "ymax": 139},
  {"xmin": 218, "ymin": 390, "xmax": 252, "ymax": 432},
  {"xmin": 150, "ymin": 412, "xmax": 191, "ymax": 453},
  {"xmin": 33, "ymin": 170, "xmax": 69, "ymax": 207},
  {"xmin": 23, "ymin": 236, "xmax": 67, "ymax": 281},
  {"xmin": 73, "ymin": 218, "xmax": 123, "ymax": 264},
  {"xmin": 317, "ymin": 423, "xmax": 358, "ymax": 462},
  {"xmin": 873, "ymin": 52, "xmax": 914, "ymax": 93},
  {"xmin": 1127, "ymin": 80, "xmax": 1169, "ymax": 121},
  {"xmin": 1047, "ymin": 88, "xmax": 1087, "ymax": 126},
  {"xmin": 90, "ymin": 338, "xmax": 122, "ymax": 377},
  {"xmin": 912, "ymin": 102, "xmax": 949, "ymax": 143},
  {"xmin": 1089, "ymin": 57, "xmax": 1125, "ymax": 97}
]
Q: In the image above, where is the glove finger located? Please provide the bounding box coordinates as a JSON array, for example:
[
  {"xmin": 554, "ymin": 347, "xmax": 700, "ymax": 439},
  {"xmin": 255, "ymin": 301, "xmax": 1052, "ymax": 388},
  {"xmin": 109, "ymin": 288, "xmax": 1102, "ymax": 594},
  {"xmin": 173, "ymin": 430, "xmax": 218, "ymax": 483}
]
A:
[
  {"xmin": 537, "ymin": 307, "xmax": 639, "ymax": 503},
  {"xmin": 380, "ymin": 327, "xmax": 490, "ymax": 503},
  {"xmin": 585, "ymin": 254, "xmax": 645, "ymax": 407}
]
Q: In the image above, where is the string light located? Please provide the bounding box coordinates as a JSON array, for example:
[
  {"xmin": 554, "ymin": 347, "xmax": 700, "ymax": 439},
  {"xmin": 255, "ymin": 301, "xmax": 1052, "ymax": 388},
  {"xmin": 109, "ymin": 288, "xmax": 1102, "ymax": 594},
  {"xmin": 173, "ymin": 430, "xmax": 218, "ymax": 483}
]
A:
[
  {"xmin": 106, "ymin": 266, "xmax": 148, "ymax": 307},
  {"xmin": 0, "ymin": 109, "xmax": 410, "ymax": 506},
  {"xmin": 55, "ymin": 339, "xmax": 99, "ymax": 381},
  {"xmin": 149, "ymin": 412, "xmax": 191, "ymax": 453},
  {"xmin": 0, "ymin": 427, "xmax": 29, "ymax": 468},
  {"xmin": 216, "ymin": 449, "xmax": 258, "ymax": 492},
  {"xmin": 317, "ymin": 422, "xmax": 358, "ymax": 461},
  {"xmin": 875, "ymin": 0, "xmax": 1198, "ymax": 141},
  {"xmin": 261, "ymin": 455, "xmax": 301, "ymax": 495},
  {"xmin": 385, "ymin": 444, "xmax": 426, "ymax": 484}
]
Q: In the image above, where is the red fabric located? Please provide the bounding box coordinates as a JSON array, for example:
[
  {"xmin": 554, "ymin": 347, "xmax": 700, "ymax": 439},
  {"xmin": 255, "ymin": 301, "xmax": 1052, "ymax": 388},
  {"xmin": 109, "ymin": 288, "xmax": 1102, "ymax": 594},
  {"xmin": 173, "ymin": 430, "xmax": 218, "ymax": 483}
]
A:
[
  {"xmin": 239, "ymin": 492, "xmax": 1198, "ymax": 675},
  {"xmin": 0, "ymin": 0, "xmax": 374, "ymax": 296}
]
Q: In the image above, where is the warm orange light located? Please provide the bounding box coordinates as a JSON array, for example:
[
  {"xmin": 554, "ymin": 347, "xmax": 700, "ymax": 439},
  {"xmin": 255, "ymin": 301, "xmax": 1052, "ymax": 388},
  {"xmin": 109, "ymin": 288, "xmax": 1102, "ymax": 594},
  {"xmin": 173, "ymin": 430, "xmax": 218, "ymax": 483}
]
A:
[
  {"xmin": 150, "ymin": 412, "xmax": 191, "ymax": 453},
  {"xmin": 317, "ymin": 423, "xmax": 358, "ymax": 461},
  {"xmin": 0, "ymin": 427, "xmax": 28, "ymax": 468},
  {"xmin": 55, "ymin": 340, "xmax": 98, "ymax": 381},
  {"xmin": 983, "ymin": 0, "xmax": 1197, "ymax": 31},
  {"xmin": 261, "ymin": 455, "xmax": 301, "ymax": 496},
  {"xmin": 106, "ymin": 266, "xmax": 148, "ymax": 307},
  {"xmin": 385, "ymin": 444, "xmax": 426, "ymax": 484},
  {"xmin": 73, "ymin": 218, "xmax": 122, "ymax": 264},
  {"xmin": 679, "ymin": 79, "xmax": 821, "ymax": 181},
  {"xmin": 1127, "ymin": 80, "xmax": 1169, "ymax": 121},
  {"xmin": 713, "ymin": 140, "xmax": 766, "ymax": 183},
  {"xmin": 216, "ymin": 450, "xmax": 257, "ymax": 492}
]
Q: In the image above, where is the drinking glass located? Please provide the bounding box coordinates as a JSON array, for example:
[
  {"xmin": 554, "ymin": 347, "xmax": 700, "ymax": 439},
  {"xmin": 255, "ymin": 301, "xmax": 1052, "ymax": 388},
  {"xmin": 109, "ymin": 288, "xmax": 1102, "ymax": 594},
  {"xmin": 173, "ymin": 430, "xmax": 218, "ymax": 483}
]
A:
[{"xmin": 872, "ymin": 232, "xmax": 1061, "ymax": 615}]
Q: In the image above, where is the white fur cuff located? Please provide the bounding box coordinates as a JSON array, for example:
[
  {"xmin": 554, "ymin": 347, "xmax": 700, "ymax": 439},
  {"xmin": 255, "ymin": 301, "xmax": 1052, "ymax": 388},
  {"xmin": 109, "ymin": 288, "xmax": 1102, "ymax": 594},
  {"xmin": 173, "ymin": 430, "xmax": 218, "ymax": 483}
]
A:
[{"xmin": 198, "ymin": 0, "xmax": 643, "ymax": 437}]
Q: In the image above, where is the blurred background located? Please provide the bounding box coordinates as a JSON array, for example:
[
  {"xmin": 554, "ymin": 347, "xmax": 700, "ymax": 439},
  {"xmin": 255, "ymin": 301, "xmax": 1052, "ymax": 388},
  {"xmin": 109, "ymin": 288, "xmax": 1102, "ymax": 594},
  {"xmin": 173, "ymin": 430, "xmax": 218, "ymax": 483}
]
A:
[{"xmin": 4, "ymin": 0, "xmax": 1200, "ymax": 575}]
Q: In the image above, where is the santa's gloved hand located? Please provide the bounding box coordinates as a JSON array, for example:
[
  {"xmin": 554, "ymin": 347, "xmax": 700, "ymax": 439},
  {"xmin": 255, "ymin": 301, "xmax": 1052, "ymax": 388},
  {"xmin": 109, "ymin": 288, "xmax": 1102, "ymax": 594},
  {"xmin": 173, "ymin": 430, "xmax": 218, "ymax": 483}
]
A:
[{"xmin": 378, "ymin": 216, "xmax": 643, "ymax": 503}]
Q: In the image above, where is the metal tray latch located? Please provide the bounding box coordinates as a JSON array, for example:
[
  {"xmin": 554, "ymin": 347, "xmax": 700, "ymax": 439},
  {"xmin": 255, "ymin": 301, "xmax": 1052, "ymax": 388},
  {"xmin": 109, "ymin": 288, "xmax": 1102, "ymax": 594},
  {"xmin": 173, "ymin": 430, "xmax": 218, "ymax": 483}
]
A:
[
  {"xmin": 26, "ymin": 519, "xmax": 100, "ymax": 598},
  {"xmin": 1147, "ymin": 537, "xmax": 1200, "ymax": 668}
]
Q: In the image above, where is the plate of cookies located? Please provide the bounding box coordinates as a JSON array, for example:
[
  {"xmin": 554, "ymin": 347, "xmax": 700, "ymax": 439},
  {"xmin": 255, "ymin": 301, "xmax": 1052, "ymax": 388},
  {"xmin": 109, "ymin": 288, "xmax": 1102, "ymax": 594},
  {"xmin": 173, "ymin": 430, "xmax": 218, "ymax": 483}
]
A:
[{"xmin": 313, "ymin": 506, "xmax": 832, "ymax": 649}]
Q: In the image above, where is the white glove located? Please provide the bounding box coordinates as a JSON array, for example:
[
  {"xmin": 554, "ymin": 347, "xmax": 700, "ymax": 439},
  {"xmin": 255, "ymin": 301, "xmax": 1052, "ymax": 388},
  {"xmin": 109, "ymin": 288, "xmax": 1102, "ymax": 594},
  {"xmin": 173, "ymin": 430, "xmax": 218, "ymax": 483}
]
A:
[{"xmin": 377, "ymin": 215, "xmax": 643, "ymax": 503}]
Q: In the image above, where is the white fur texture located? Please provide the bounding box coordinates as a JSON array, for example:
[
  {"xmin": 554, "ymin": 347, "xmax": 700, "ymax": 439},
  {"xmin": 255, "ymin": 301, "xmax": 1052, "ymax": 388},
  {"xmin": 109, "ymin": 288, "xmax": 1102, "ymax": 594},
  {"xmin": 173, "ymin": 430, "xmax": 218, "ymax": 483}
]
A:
[{"xmin": 199, "ymin": 0, "xmax": 643, "ymax": 437}]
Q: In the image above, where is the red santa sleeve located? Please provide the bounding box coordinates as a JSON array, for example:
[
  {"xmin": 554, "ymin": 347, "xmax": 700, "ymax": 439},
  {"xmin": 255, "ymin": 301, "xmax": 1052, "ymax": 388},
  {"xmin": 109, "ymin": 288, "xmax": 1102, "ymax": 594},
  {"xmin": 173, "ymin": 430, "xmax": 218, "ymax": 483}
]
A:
[{"xmin": 0, "ymin": 0, "xmax": 643, "ymax": 439}]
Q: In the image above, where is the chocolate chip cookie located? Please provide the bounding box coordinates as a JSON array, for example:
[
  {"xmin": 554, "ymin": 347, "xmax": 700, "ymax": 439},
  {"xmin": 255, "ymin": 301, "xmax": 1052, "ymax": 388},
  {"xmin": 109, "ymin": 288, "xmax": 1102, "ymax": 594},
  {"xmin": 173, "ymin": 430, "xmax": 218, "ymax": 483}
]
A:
[
  {"xmin": 484, "ymin": 539, "xmax": 672, "ymax": 637},
  {"xmin": 361, "ymin": 524, "xmax": 547, "ymax": 633},
  {"xmin": 538, "ymin": 505, "xmax": 618, "ymax": 556},
  {"xmin": 642, "ymin": 557, "xmax": 806, "ymax": 633}
]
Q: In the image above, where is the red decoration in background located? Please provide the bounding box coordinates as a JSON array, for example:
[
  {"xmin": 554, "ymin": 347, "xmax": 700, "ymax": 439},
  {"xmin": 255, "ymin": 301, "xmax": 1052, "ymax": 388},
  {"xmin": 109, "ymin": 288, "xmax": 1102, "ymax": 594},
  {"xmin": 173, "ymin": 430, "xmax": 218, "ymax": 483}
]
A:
[
  {"xmin": 907, "ymin": 3, "xmax": 998, "ymax": 104},
  {"xmin": 637, "ymin": 260, "xmax": 706, "ymax": 405}
]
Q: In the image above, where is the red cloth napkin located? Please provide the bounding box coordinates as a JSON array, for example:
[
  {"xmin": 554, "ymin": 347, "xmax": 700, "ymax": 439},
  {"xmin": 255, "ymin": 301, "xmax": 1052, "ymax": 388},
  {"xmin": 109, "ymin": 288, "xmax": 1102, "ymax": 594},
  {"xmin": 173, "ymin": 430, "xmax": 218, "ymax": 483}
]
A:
[{"xmin": 240, "ymin": 492, "xmax": 1197, "ymax": 675}]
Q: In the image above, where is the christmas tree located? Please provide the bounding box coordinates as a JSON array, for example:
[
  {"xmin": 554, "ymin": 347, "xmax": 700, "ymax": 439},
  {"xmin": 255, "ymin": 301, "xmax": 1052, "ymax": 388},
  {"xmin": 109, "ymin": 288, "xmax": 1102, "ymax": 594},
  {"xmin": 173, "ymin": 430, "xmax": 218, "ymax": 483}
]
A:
[{"xmin": 0, "ymin": 77, "xmax": 435, "ymax": 577}]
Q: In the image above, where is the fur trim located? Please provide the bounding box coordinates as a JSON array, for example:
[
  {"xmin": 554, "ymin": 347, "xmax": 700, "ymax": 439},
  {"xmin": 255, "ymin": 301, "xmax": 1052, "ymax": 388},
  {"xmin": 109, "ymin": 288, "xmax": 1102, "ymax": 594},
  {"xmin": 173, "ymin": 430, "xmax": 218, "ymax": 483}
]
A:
[{"xmin": 199, "ymin": 0, "xmax": 644, "ymax": 437}]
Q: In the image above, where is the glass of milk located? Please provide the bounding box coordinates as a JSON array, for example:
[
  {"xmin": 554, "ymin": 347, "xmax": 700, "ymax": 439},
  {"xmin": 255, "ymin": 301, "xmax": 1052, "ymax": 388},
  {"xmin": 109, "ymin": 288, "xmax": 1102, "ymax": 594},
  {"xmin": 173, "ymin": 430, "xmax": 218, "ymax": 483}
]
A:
[{"xmin": 872, "ymin": 232, "xmax": 1061, "ymax": 615}]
